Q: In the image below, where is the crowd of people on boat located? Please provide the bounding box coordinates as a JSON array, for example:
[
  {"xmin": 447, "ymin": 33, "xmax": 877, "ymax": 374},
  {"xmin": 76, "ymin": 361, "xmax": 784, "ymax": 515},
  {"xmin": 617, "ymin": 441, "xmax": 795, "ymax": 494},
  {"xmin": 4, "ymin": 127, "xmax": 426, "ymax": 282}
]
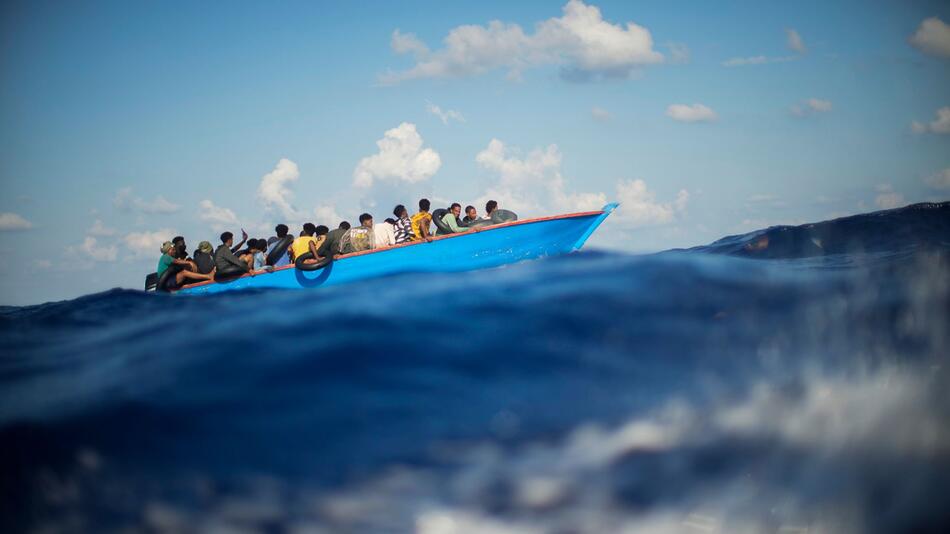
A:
[{"xmin": 153, "ymin": 198, "xmax": 516, "ymax": 290}]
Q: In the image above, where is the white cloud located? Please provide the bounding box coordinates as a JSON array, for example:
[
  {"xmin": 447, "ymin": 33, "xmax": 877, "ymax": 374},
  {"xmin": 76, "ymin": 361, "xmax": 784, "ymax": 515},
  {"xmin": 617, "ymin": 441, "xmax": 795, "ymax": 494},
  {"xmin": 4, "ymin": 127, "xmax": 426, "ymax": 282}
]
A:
[
  {"xmin": 791, "ymin": 98, "xmax": 832, "ymax": 116},
  {"xmin": 615, "ymin": 179, "xmax": 688, "ymax": 227},
  {"xmin": 426, "ymin": 102, "xmax": 465, "ymax": 125},
  {"xmin": 198, "ymin": 199, "xmax": 240, "ymax": 230},
  {"xmin": 475, "ymin": 139, "xmax": 606, "ymax": 216},
  {"xmin": 353, "ymin": 123, "xmax": 441, "ymax": 189},
  {"xmin": 786, "ymin": 28, "xmax": 806, "ymax": 53},
  {"xmin": 590, "ymin": 106, "xmax": 611, "ymax": 121},
  {"xmin": 667, "ymin": 42, "xmax": 689, "ymax": 63},
  {"xmin": 909, "ymin": 17, "xmax": 950, "ymax": 58},
  {"xmin": 67, "ymin": 236, "xmax": 118, "ymax": 263},
  {"xmin": 257, "ymin": 158, "xmax": 301, "ymax": 220},
  {"xmin": 925, "ymin": 168, "xmax": 950, "ymax": 190},
  {"xmin": 0, "ymin": 212, "xmax": 33, "ymax": 231},
  {"xmin": 123, "ymin": 229, "xmax": 177, "ymax": 260},
  {"xmin": 721, "ymin": 55, "xmax": 796, "ymax": 67},
  {"xmin": 314, "ymin": 204, "xmax": 344, "ymax": 226},
  {"xmin": 875, "ymin": 184, "xmax": 905, "ymax": 210},
  {"xmin": 911, "ymin": 106, "xmax": 950, "ymax": 134},
  {"xmin": 113, "ymin": 187, "xmax": 180, "ymax": 214},
  {"xmin": 381, "ymin": 0, "xmax": 663, "ymax": 83},
  {"xmin": 88, "ymin": 219, "xmax": 116, "ymax": 236},
  {"xmin": 666, "ymin": 103, "xmax": 718, "ymax": 123}
]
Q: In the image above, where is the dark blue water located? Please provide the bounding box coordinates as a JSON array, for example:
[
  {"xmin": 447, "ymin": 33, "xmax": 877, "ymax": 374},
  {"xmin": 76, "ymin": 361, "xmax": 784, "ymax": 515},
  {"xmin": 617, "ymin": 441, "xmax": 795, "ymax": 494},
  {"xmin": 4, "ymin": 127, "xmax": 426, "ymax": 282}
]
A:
[{"xmin": 2, "ymin": 203, "xmax": 949, "ymax": 533}]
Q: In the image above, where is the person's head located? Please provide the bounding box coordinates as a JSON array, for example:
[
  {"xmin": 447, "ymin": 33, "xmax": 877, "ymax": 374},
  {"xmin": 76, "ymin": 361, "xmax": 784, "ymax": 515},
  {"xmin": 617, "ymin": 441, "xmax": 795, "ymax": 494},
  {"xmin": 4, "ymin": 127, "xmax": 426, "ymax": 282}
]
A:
[
  {"xmin": 359, "ymin": 213, "xmax": 373, "ymax": 228},
  {"xmin": 385, "ymin": 218, "xmax": 396, "ymax": 225},
  {"xmin": 220, "ymin": 231, "xmax": 234, "ymax": 245},
  {"xmin": 465, "ymin": 205, "xmax": 476, "ymax": 219},
  {"xmin": 339, "ymin": 221, "xmax": 351, "ymax": 230},
  {"xmin": 247, "ymin": 239, "xmax": 258, "ymax": 252},
  {"xmin": 485, "ymin": 200, "xmax": 498, "ymax": 215},
  {"xmin": 450, "ymin": 203, "xmax": 462, "ymax": 216},
  {"xmin": 172, "ymin": 236, "xmax": 185, "ymax": 246},
  {"xmin": 198, "ymin": 241, "xmax": 213, "ymax": 254},
  {"xmin": 275, "ymin": 224, "xmax": 289, "ymax": 238},
  {"xmin": 315, "ymin": 225, "xmax": 329, "ymax": 236},
  {"xmin": 161, "ymin": 241, "xmax": 175, "ymax": 255},
  {"xmin": 393, "ymin": 204, "xmax": 407, "ymax": 218},
  {"xmin": 419, "ymin": 198, "xmax": 430, "ymax": 212},
  {"xmin": 303, "ymin": 223, "xmax": 316, "ymax": 236}
]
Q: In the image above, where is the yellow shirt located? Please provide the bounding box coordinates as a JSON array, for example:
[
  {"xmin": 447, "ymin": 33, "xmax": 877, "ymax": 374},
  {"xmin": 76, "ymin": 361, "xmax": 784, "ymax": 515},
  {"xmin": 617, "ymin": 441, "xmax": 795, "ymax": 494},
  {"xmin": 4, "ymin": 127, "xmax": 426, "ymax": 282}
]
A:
[
  {"xmin": 291, "ymin": 236, "xmax": 317, "ymax": 259},
  {"xmin": 410, "ymin": 211, "xmax": 432, "ymax": 239}
]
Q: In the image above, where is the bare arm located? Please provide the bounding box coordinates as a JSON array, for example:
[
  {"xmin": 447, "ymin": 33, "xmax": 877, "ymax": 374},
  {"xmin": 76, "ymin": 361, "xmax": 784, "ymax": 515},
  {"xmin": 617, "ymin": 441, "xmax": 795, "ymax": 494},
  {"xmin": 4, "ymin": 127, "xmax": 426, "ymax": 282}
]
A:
[{"xmin": 230, "ymin": 229, "xmax": 248, "ymax": 253}]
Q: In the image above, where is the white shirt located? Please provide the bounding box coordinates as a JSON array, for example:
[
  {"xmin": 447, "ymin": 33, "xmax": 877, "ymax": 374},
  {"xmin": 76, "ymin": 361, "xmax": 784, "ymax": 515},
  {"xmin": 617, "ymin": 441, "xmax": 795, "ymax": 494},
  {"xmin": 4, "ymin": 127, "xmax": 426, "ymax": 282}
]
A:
[{"xmin": 374, "ymin": 222, "xmax": 396, "ymax": 248}]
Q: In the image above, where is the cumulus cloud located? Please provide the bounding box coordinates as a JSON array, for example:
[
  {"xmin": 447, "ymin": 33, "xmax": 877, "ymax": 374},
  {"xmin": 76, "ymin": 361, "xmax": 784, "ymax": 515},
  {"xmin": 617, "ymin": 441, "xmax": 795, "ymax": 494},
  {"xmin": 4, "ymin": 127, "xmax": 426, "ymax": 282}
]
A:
[
  {"xmin": 0, "ymin": 212, "xmax": 33, "ymax": 231},
  {"xmin": 875, "ymin": 184, "xmax": 905, "ymax": 210},
  {"xmin": 426, "ymin": 102, "xmax": 465, "ymax": 125},
  {"xmin": 353, "ymin": 123, "xmax": 441, "ymax": 189},
  {"xmin": 791, "ymin": 98, "xmax": 832, "ymax": 116},
  {"xmin": 925, "ymin": 168, "xmax": 950, "ymax": 190},
  {"xmin": 88, "ymin": 219, "xmax": 116, "ymax": 236},
  {"xmin": 909, "ymin": 17, "xmax": 950, "ymax": 58},
  {"xmin": 67, "ymin": 236, "xmax": 118, "ymax": 263},
  {"xmin": 786, "ymin": 28, "xmax": 806, "ymax": 53},
  {"xmin": 475, "ymin": 139, "xmax": 606, "ymax": 215},
  {"xmin": 113, "ymin": 187, "xmax": 180, "ymax": 214},
  {"xmin": 123, "ymin": 229, "xmax": 177, "ymax": 259},
  {"xmin": 615, "ymin": 179, "xmax": 688, "ymax": 226},
  {"xmin": 911, "ymin": 106, "xmax": 950, "ymax": 134},
  {"xmin": 198, "ymin": 200, "xmax": 240, "ymax": 230},
  {"xmin": 721, "ymin": 55, "xmax": 796, "ymax": 67},
  {"xmin": 381, "ymin": 0, "xmax": 663, "ymax": 84},
  {"xmin": 590, "ymin": 106, "xmax": 611, "ymax": 121},
  {"xmin": 666, "ymin": 103, "xmax": 717, "ymax": 122},
  {"xmin": 257, "ymin": 158, "xmax": 301, "ymax": 220}
]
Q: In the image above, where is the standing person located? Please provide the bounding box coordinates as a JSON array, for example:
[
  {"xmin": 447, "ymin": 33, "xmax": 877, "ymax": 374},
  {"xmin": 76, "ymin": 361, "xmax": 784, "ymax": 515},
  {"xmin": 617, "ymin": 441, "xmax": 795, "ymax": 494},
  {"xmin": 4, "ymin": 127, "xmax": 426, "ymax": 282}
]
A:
[
  {"xmin": 462, "ymin": 205, "xmax": 478, "ymax": 224},
  {"xmin": 374, "ymin": 217, "xmax": 396, "ymax": 248},
  {"xmin": 392, "ymin": 204, "xmax": 416, "ymax": 244},
  {"xmin": 266, "ymin": 224, "xmax": 292, "ymax": 267},
  {"xmin": 411, "ymin": 198, "xmax": 433, "ymax": 242},
  {"xmin": 290, "ymin": 223, "xmax": 320, "ymax": 262},
  {"xmin": 440, "ymin": 203, "xmax": 471, "ymax": 234},
  {"xmin": 317, "ymin": 221, "xmax": 350, "ymax": 259},
  {"xmin": 214, "ymin": 231, "xmax": 253, "ymax": 276},
  {"xmin": 157, "ymin": 241, "xmax": 213, "ymax": 289}
]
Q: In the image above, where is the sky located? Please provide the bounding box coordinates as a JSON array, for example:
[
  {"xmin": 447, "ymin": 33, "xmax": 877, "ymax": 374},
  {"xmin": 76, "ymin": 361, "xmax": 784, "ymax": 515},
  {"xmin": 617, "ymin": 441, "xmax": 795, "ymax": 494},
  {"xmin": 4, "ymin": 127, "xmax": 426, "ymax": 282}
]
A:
[{"xmin": 0, "ymin": 0, "xmax": 948, "ymax": 305}]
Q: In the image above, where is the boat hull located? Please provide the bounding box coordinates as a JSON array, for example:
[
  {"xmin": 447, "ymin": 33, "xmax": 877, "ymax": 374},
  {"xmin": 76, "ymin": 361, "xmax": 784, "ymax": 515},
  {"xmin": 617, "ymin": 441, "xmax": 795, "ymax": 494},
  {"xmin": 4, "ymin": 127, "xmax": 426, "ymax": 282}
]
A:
[{"xmin": 176, "ymin": 203, "xmax": 617, "ymax": 295}]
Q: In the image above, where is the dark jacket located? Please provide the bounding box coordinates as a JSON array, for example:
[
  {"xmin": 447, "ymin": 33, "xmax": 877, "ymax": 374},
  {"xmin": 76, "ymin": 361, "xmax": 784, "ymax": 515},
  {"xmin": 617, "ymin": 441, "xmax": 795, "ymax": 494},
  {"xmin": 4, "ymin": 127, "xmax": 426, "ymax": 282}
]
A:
[
  {"xmin": 214, "ymin": 244, "xmax": 248, "ymax": 273},
  {"xmin": 193, "ymin": 251, "xmax": 215, "ymax": 274},
  {"xmin": 317, "ymin": 228, "xmax": 347, "ymax": 258}
]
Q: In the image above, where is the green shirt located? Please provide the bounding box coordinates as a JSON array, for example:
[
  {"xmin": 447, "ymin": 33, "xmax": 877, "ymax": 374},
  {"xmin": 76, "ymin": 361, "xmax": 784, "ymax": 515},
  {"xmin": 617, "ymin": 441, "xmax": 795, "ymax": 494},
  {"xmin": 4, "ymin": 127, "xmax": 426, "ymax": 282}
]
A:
[
  {"xmin": 442, "ymin": 212, "xmax": 470, "ymax": 233},
  {"xmin": 156, "ymin": 253, "xmax": 174, "ymax": 276}
]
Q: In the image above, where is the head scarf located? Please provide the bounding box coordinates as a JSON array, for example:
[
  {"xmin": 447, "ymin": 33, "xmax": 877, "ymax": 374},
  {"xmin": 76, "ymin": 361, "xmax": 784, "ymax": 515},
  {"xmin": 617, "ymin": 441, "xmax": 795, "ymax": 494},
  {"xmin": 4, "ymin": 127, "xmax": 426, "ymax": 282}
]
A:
[{"xmin": 198, "ymin": 241, "xmax": 213, "ymax": 254}]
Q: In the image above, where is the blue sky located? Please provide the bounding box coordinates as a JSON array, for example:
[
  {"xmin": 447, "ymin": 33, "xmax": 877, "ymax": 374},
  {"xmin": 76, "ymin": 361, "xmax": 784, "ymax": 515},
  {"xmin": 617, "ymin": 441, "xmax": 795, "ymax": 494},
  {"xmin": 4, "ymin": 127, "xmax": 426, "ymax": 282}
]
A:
[{"xmin": 1, "ymin": 0, "xmax": 948, "ymax": 305}]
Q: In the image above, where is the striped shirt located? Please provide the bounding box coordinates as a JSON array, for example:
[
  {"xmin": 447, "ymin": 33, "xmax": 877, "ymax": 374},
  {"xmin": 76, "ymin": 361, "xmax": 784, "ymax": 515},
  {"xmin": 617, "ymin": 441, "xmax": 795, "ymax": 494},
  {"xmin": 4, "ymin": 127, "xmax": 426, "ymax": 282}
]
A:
[{"xmin": 394, "ymin": 216, "xmax": 415, "ymax": 243}]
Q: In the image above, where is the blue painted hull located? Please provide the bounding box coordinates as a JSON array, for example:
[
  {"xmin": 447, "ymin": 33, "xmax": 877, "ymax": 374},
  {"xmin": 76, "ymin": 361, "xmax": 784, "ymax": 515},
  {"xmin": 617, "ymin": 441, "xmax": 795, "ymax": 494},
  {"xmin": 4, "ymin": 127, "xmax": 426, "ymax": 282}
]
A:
[{"xmin": 176, "ymin": 203, "xmax": 617, "ymax": 295}]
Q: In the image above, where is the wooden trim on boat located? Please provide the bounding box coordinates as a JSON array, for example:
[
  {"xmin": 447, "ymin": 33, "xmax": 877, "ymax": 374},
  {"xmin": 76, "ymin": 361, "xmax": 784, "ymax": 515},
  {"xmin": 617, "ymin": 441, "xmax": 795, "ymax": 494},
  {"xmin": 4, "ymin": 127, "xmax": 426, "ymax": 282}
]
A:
[{"xmin": 176, "ymin": 208, "xmax": 605, "ymax": 291}]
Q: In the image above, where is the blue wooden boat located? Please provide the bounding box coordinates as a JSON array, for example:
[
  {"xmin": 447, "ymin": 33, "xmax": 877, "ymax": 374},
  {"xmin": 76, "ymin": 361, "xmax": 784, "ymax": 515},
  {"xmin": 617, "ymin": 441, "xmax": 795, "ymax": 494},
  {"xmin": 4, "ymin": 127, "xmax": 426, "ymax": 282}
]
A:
[{"xmin": 175, "ymin": 203, "xmax": 618, "ymax": 295}]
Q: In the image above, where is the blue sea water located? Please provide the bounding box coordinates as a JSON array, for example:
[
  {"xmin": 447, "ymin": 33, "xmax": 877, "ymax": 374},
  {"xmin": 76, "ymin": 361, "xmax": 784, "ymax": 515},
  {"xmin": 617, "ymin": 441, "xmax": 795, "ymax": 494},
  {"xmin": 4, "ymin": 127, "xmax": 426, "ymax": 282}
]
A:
[{"xmin": 1, "ymin": 203, "xmax": 949, "ymax": 533}]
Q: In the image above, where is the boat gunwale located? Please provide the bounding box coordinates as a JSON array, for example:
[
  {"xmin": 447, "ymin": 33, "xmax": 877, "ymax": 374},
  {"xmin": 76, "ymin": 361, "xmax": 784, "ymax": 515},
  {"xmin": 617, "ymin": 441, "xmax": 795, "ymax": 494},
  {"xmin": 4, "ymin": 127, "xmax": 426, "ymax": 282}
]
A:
[{"xmin": 175, "ymin": 208, "xmax": 605, "ymax": 291}]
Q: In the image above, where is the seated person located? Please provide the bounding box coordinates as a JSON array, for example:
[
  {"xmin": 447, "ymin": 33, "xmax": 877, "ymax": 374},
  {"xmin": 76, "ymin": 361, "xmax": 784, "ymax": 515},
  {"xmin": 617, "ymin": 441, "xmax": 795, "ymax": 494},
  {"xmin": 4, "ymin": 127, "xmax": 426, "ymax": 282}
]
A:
[
  {"xmin": 266, "ymin": 224, "xmax": 292, "ymax": 267},
  {"xmin": 249, "ymin": 239, "xmax": 268, "ymax": 271},
  {"xmin": 157, "ymin": 241, "xmax": 213, "ymax": 289},
  {"xmin": 340, "ymin": 213, "xmax": 375, "ymax": 254},
  {"xmin": 411, "ymin": 198, "xmax": 433, "ymax": 242},
  {"xmin": 374, "ymin": 216, "xmax": 396, "ymax": 248},
  {"xmin": 462, "ymin": 205, "xmax": 478, "ymax": 225},
  {"xmin": 392, "ymin": 204, "xmax": 416, "ymax": 244},
  {"xmin": 291, "ymin": 223, "xmax": 322, "ymax": 263},
  {"xmin": 172, "ymin": 235, "xmax": 189, "ymax": 259},
  {"xmin": 317, "ymin": 221, "xmax": 350, "ymax": 259},
  {"xmin": 485, "ymin": 199, "xmax": 517, "ymax": 223},
  {"xmin": 214, "ymin": 231, "xmax": 253, "ymax": 276},
  {"xmin": 193, "ymin": 241, "xmax": 216, "ymax": 275},
  {"xmin": 439, "ymin": 203, "xmax": 471, "ymax": 234}
]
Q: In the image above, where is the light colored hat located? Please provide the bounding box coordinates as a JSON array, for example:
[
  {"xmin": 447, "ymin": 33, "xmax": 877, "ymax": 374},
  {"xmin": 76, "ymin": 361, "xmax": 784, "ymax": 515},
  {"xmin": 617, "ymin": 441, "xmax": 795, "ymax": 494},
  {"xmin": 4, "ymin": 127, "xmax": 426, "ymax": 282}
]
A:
[
  {"xmin": 198, "ymin": 241, "xmax": 213, "ymax": 253},
  {"xmin": 161, "ymin": 241, "xmax": 174, "ymax": 253}
]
